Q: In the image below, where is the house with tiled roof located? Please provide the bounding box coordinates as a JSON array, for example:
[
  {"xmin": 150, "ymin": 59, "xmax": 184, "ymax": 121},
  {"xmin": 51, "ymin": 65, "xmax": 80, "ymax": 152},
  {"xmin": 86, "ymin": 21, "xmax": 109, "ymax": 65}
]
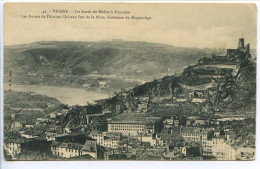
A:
[
  {"xmin": 156, "ymin": 133, "xmax": 184, "ymax": 146},
  {"xmin": 81, "ymin": 140, "xmax": 104, "ymax": 160},
  {"xmin": 50, "ymin": 142, "xmax": 83, "ymax": 158}
]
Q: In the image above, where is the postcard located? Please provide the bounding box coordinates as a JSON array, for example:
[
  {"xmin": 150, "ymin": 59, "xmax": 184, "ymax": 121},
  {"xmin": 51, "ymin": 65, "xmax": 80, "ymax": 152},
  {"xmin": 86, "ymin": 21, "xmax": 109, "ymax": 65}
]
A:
[{"xmin": 3, "ymin": 3, "xmax": 256, "ymax": 161}]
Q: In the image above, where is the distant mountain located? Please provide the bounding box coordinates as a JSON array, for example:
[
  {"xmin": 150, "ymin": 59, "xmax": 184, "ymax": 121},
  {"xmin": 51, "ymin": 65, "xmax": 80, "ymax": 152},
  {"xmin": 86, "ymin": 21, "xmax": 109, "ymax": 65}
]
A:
[{"xmin": 4, "ymin": 41, "xmax": 224, "ymax": 85}]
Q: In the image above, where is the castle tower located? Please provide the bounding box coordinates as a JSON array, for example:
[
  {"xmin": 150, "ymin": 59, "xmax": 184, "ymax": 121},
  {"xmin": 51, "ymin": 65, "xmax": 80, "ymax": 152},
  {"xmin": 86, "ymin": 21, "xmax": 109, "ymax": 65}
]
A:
[
  {"xmin": 238, "ymin": 38, "xmax": 245, "ymax": 49},
  {"xmin": 246, "ymin": 43, "xmax": 250, "ymax": 54},
  {"xmin": 246, "ymin": 43, "xmax": 251, "ymax": 60}
]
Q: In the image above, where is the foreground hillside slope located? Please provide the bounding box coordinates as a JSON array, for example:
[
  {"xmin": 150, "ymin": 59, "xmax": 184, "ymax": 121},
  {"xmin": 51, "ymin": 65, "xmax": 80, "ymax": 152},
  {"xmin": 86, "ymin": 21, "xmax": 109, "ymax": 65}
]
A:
[{"xmin": 95, "ymin": 39, "xmax": 256, "ymax": 118}]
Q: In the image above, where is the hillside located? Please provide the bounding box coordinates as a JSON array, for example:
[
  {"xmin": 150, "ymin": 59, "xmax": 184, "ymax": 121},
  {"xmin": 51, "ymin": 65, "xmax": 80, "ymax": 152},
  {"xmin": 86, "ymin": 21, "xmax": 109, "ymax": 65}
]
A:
[
  {"xmin": 4, "ymin": 91, "xmax": 62, "ymax": 128},
  {"xmin": 119, "ymin": 38, "xmax": 256, "ymax": 116},
  {"xmin": 4, "ymin": 41, "xmax": 224, "ymax": 89},
  {"xmin": 4, "ymin": 40, "xmax": 255, "ymax": 117},
  {"xmin": 31, "ymin": 39, "xmax": 255, "ymax": 128},
  {"xmin": 61, "ymin": 57, "xmax": 256, "ymax": 128},
  {"xmin": 216, "ymin": 61, "xmax": 256, "ymax": 113}
]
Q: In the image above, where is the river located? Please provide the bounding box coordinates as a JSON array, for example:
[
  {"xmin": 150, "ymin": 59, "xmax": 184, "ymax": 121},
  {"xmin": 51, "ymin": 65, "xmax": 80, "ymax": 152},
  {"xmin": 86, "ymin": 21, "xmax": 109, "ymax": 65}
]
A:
[{"xmin": 4, "ymin": 83, "xmax": 112, "ymax": 106}]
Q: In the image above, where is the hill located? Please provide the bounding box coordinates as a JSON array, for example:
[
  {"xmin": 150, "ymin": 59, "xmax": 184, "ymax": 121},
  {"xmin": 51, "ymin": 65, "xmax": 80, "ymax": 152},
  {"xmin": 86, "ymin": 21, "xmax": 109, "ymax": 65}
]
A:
[
  {"xmin": 4, "ymin": 90, "xmax": 62, "ymax": 129},
  {"xmin": 4, "ymin": 41, "xmax": 224, "ymax": 89},
  {"xmin": 40, "ymin": 39, "xmax": 256, "ymax": 127}
]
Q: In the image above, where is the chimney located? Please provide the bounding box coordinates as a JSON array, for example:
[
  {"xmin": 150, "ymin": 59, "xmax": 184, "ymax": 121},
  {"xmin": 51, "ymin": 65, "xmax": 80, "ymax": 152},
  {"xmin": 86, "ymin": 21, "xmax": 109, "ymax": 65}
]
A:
[
  {"xmin": 238, "ymin": 38, "xmax": 245, "ymax": 49},
  {"xmin": 127, "ymin": 133, "xmax": 130, "ymax": 152},
  {"xmin": 140, "ymin": 133, "xmax": 142, "ymax": 145},
  {"xmin": 86, "ymin": 116, "xmax": 89, "ymax": 125},
  {"xmin": 128, "ymin": 133, "xmax": 130, "ymax": 142}
]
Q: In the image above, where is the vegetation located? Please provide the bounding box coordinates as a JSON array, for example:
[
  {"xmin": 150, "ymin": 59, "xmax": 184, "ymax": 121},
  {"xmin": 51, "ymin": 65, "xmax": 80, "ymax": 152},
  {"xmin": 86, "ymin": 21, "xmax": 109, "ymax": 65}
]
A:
[
  {"xmin": 4, "ymin": 41, "xmax": 223, "ymax": 88},
  {"xmin": 4, "ymin": 90, "xmax": 62, "ymax": 127}
]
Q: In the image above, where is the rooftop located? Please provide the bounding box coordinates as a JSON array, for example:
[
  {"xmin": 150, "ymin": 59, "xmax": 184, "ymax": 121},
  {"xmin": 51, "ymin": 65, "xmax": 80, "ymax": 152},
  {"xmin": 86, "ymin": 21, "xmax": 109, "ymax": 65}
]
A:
[
  {"xmin": 157, "ymin": 133, "xmax": 184, "ymax": 141},
  {"xmin": 59, "ymin": 142, "xmax": 83, "ymax": 150},
  {"xmin": 63, "ymin": 154, "xmax": 94, "ymax": 160},
  {"xmin": 50, "ymin": 141, "xmax": 63, "ymax": 147},
  {"xmin": 108, "ymin": 113, "xmax": 160, "ymax": 124},
  {"xmin": 81, "ymin": 140, "xmax": 97, "ymax": 152},
  {"xmin": 181, "ymin": 127, "xmax": 201, "ymax": 134}
]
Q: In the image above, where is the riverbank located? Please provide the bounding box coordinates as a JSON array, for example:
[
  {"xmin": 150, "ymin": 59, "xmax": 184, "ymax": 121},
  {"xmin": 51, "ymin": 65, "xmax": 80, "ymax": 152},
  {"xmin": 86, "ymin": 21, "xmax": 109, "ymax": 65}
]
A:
[{"xmin": 4, "ymin": 83, "xmax": 113, "ymax": 106}]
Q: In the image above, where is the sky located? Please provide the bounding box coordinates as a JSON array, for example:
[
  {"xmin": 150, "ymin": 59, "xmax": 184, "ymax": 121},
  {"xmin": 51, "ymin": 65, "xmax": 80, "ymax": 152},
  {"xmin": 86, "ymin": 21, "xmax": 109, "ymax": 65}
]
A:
[{"xmin": 4, "ymin": 3, "xmax": 257, "ymax": 49}]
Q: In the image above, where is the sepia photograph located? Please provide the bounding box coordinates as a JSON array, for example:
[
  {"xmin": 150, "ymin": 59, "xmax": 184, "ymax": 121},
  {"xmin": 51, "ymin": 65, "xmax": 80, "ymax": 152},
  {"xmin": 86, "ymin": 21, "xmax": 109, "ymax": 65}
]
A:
[{"xmin": 2, "ymin": 3, "xmax": 257, "ymax": 161}]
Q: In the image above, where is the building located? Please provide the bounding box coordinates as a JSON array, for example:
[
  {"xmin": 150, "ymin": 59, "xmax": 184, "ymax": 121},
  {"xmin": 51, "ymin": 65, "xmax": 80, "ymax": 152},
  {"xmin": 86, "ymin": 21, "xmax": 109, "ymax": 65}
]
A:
[
  {"xmin": 49, "ymin": 112, "xmax": 57, "ymax": 119},
  {"xmin": 51, "ymin": 142, "xmax": 83, "ymax": 158},
  {"xmin": 193, "ymin": 119, "xmax": 209, "ymax": 126},
  {"xmin": 137, "ymin": 133, "xmax": 156, "ymax": 146},
  {"xmin": 224, "ymin": 130, "xmax": 236, "ymax": 143},
  {"xmin": 81, "ymin": 140, "xmax": 103, "ymax": 160},
  {"xmin": 24, "ymin": 121, "xmax": 35, "ymax": 128},
  {"xmin": 203, "ymin": 137, "xmax": 236, "ymax": 160},
  {"xmin": 85, "ymin": 114, "xmax": 106, "ymax": 125},
  {"xmin": 107, "ymin": 115, "xmax": 161, "ymax": 136},
  {"xmin": 219, "ymin": 38, "xmax": 251, "ymax": 62},
  {"xmin": 156, "ymin": 133, "xmax": 184, "ymax": 146},
  {"xmin": 199, "ymin": 38, "xmax": 251, "ymax": 65},
  {"xmin": 6, "ymin": 139, "xmax": 24, "ymax": 155},
  {"xmin": 108, "ymin": 121, "xmax": 146, "ymax": 136},
  {"xmin": 191, "ymin": 98, "xmax": 206, "ymax": 103},
  {"xmin": 180, "ymin": 127, "xmax": 210, "ymax": 143},
  {"xmin": 235, "ymin": 147, "xmax": 255, "ymax": 160},
  {"xmin": 90, "ymin": 131, "xmax": 121, "ymax": 149},
  {"xmin": 11, "ymin": 121, "xmax": 24, "ymax": 129},
  {"xmin": 175, "ymin": 98, "xmax": 187, "ymax": 103},
  {"xmin": 20, "ymin": 132, "xmax": 40, "ymax": 139},
  {"xmin": 54, "ymin": 133, "xmax": 87, "ymax": 145},
  {"xmin": 185, "ymin": 142, "xmax": 203, "ymax": 157},
  {"xmin": 6, "ymin": 137, "xmax": 50, "ymax": 157},
  {"xmin": 163, "ymin": 118, "xmax": 174, "ymax": 129},
  {"xmin": 50, "ymin": 142, "xmax": 62, "ymax": 156},
  {"xmin": 217, "ymin": 115, "xmax": 246, "ymax": 122},
  {"xmin": 164, "ymin": 142, "xmax": 187, "ymax": 159}
]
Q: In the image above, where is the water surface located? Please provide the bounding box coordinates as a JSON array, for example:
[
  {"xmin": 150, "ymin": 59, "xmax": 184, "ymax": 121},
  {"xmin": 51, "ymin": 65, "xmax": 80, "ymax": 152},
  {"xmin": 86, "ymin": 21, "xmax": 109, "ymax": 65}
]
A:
[{"xmin": 4, "ymin": 83, "xmax": 111, "ymax": 106}]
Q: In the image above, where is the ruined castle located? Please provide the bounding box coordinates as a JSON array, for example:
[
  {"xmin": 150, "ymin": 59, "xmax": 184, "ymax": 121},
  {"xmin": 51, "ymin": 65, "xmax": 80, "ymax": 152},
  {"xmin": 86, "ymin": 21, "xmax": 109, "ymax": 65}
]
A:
[
  {"xmin": 200, "ymin": 38, "xmax": 251, "ymax": 65},
  {"xmin": 212, "ymin": 38, "xmax": 251, "ymax": 62}
]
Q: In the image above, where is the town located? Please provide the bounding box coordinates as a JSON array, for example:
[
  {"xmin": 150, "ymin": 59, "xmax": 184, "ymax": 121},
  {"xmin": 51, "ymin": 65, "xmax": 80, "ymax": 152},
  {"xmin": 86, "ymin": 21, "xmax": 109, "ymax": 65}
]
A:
[{"xmin": 4, "ymin": 38, "xmax": 255, "ymax": 161}]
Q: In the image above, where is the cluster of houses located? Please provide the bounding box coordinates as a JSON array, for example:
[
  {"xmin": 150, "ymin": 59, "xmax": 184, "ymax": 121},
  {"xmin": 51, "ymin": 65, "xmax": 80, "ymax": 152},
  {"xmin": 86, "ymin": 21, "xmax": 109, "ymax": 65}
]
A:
[{"xmin": 5, "ymin": 108, "xmax": 255, "ymax": 160}]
